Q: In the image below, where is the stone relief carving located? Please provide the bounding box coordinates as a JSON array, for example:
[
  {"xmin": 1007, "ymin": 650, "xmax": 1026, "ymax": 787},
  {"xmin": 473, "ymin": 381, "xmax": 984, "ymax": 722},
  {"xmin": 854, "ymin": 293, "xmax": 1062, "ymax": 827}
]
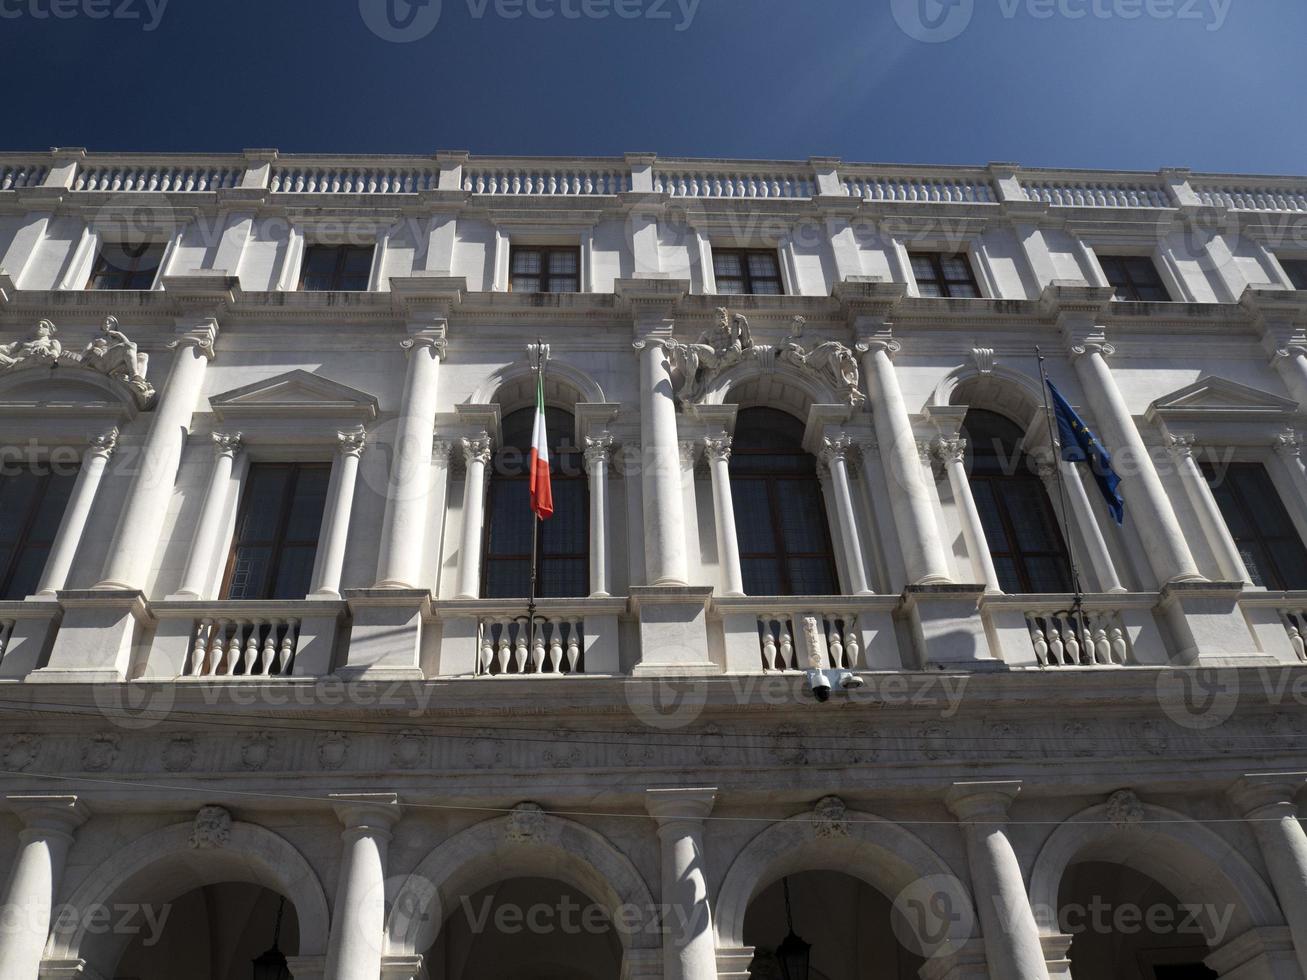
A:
[
  {"xmin": 0, "ymin": 317, "xmax": 155, "ymax": 406},
  {"xmin": 240, "ymin": 732, "xmax": 273, "ymax": 770},
  {"xmin": 189, "ymin": 805, "xmax": 233, "ymax": 849},
  {"xmin": 811, "ymin": 795, "xmax": 850, "ymax": 838},
  {"xmin": 801, "ymin": 614, "xmax": 825, "ymax": 669},
  {"xmin": 0, "ymin": 319, "xmax": 62, "ymax": 367},
  {"xmin": 318, "ymin": 732, "xmax": 349, "ymax": 770},
  {"xmin": 505, "ymin": 802, "xmax": 549, "ymax": 843},
  {"xmin": 666, "ymin": 307, "xmax": 755, "ymax": 403},
  {"xmin": 162, "ymin": 735, "xmax": 196, "ymax": 772},
  {"xmin": 779, "ymin": 316, "xmax": 865, "ymax": 406},
  {"xmin": 1, "ymin": 733, "xmax": 37, "ymax": 772},
  {"xmin": 1105, "ymin": 789, "xmax": 1145, "ymax": 830},
  {"xmin": 82, "ymin": 734, "xmax": 119, "ymax": 772},
  {"xmin": 391, "ymin": 730, "xmax": 428, "ymax": 769}
]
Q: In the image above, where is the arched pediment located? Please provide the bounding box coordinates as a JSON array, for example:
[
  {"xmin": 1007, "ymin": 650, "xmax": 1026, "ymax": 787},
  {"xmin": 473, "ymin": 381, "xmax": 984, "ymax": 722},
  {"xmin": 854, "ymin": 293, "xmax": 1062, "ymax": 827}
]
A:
[
  {"xmin": 470, "ymin": 354, "xmax": 605, "ymax": 410},
  {"xmin": 0, "ymin": 364, "xmax": 141, "ymax": 441}
]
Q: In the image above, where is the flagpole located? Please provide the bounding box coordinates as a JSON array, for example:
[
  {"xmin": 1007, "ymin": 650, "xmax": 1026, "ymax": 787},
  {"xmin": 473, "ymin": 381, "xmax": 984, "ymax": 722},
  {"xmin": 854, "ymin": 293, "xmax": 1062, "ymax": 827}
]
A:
[
  {"xmin": 1035, "ymin": 347, "xmax": 1088, "ymax": 629},
  {"xmin": 527, "ymin": 339, "xmax": 545, "ymax": 664}
]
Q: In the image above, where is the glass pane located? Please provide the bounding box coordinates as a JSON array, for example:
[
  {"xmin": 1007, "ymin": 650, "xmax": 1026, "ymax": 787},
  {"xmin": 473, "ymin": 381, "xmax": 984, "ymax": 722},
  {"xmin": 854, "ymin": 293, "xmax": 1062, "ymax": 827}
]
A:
[
  {"xmin": 1284, "ymin": 260, "xmax": 1307, "ymax": 290},
  {"xmin": 788, "ymin": 557, "xmax": 837, "ymax": 596},
  {"xmin": 548, "ymin": 250, "xmax": 578, "ymax": 273},
  {"xmin": 1239, "ymin": 544, "xmax": 1270, "ymax": 589},
  {"xmin": 993, "ymin": 556, "xmax": 1022, "ymax": 595},
  {"xmin": 1269, "ymin": 539, "xmax": 1307, "ymax": 589},
  {"xmin": 540, "ymin": 557, "xmax": 586, "ymax": 598},
  {"xmin": 541, "ymin": 481, "xmax": 585, "ymax": 554},
  {"xmin": 546, "ymin": 276, "xmax": 579, "ymax": 293},
  {"xmin": 237, "ymin": 467, "xmax": 290, "ymax": 541},
  {"xmin": 487, "ymin": 480, "xmax": 533, "ymax": 556},
  {"xmin": 747, "ymin": 252, "xmax": 778, "ymax": 277},
  {"xmin": 28, "ymin": 472, "xmax": 75, "ymax": 543},
  {"xmin": 917, "ymin": 282, "xmax": 943, "ymax": 298},
  {"xmin": 485, "ymin": 558, "xmax": 531, "ymax": 599},
  {"xmin": 227, "ymin": 546, "xmax": 272, "ymax": 599},
  {"xmin": 750, "ymin": 280, "xmax": 783, "ymax": 295},
  {"xmin": 971, "ymin": 481, "xmax": 1011, "ymax": 551},
  {"xmin": 0, "ymin": 547, "xmax": 13, "ymax": 598},
  {"xmin": 741, "ymin": 557, "xmax": 783, "ymax": 596},
  {"xmin": 1209, "ymin": 483, "xmax": 1255, "ymax": 537},
  {"xmin": 910, "ymin": 254, "xmax": 937, "ymax": 279},
  {"xmin": 941, "ymin": 256, "xmax": 971, "ymax": 280},
  {"xmin": 5, "ymin": 544, "xmax": 50, "ymax": 599},
  {"xmin": 343, "ymin": 247, "xmax": 374, "ymax": 274},
  {"xmin": 775, "ymin": 481, "xmax": 830, "ymax": 553},
  {"xmin": 732, "ymin": 481, "xmax": 777, "ymax": 553},
  {"xmin": 285, "ymin": 466, "xmax": 330, "ymax": 540},
  {"xmin": 1006, "ymin": 483, "xmax": 1062, "ymax": 552},
  {"xmin": 270, "ymin": 545, "xmax": 316, "ymax": 599},
  {"xmin": 0, "ymin": 476, "xmax": 40, "ymax": 545},
  {"xmin": 302, "ymin": 247, "xmax": 339, "ymax": 275},
  {"xmin": 511, "ymin": 249, "xmax": 542, "ymax": 274},
  {"xmin": 715, "ymin": 279, "xmax": 744, "ymax": 295},
  {"xmin": 945, "ymin": 282, "xmax": 980, "ymax": 298},
  {"xmin": 713, "ymin": 252, "xmax": 742, "ymax": 277},
  {"xmin": 511, "ymin": 275, "xmax": 541, "ymax": 293},
  {"xmin": 1133, "ymin": 284, "xmax": 1170, "ymax": 301},
  {"xmin": 1025, "ymin": 556, "xmax": 1071, "ymax": 594}
]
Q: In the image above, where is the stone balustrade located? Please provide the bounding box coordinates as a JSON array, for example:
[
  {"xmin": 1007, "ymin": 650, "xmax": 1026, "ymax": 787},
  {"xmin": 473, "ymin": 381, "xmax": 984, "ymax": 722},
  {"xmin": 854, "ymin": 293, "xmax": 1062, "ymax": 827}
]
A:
[
  {"xmin": 0, "ymin": 161, "xmax": 48, "ymax": 190},
  {"xmin": 1025, "ymin": 609, "xmax": 1132, "ymax": 667},
  {"xmin": 981, "ymin": 594, "xmax": 1171, "ymax": 669},
  {"xmin": 651, "ymin": 165, "xmax": 814, "ymax": 199},
  {"xmin": 269, "ymin": 164, "xmax": 440, "ymax": 194},
  {"xmin": 184, "ymin": 616, "xmax": 301, "ymax": 677},
  {"xmin": 434, "ymin": 597, "xmax": 624, "ymax": 677},
  {"xmin": 0, "ymin": 618, "xmax": 14, "ymax": 665},
  {"xmin": 71, "ymin": 161, "xmax": 243, "ymax": 192},
  {"xmin": 756, "ymin": 611, "xmax": 861, "ymax": 671},
  {"xmin": 1021, "ymin": 176, "xmax": 1172, "ymax": 208},
  {"xmin": 476, "ymin": 615, "xmax": 585, "ymax": 675},
  {"xmin": 713, "ymin": 597, "xmax": 901, "ymax": 673},
  {"xmin": 1239, "ymin": 593, "xmax": 1307, "ymax": 665},
  {"xmin": 462, "ymin": 165, "xmax": 628, "ymax": 195},
  {"xmin": 841, "ymin": 168, "xmax": 996, "ymax": 204},
  {"xmin": 1190, "ymin": 178, "xmax": 1307, "ymax": 212}
]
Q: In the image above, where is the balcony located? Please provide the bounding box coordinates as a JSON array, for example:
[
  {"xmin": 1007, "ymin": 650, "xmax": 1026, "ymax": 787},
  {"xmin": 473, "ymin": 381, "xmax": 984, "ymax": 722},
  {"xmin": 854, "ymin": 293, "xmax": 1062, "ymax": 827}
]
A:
[{"xmin": 980, "ymin": 593, "xmax": 1170, "ymax": 668}]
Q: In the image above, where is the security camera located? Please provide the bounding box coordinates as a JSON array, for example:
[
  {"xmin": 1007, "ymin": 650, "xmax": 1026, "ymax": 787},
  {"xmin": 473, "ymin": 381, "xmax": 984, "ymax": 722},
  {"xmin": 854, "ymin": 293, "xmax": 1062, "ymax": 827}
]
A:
[
  {"xmin": 806, "ymin": 668, "xmax": 832, "ymax": 702},
  {"xmin": 836, "ymin": 669, "xmax": 865, "ymax": 691}
]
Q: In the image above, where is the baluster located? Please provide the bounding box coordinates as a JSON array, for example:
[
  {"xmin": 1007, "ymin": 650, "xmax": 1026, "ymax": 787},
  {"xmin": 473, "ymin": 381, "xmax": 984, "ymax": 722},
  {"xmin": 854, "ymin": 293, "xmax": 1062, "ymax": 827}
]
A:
[
  {"xmin": 826, "ymin": 619, "xmax": 844, "ymax": 670},
  {"xmin": 189, "ymin": 619, "xmax": 211, "ymax": 676},
  {"xmin": 1048, "ymin": 619, "xmax": 1064, "ymax": 665},
  {"xmin": 1030, "ymin": 622, "xmax": 1049, "ymax": 666},
  {"xmin": 1092, "ymin": 626, "xmax": 1110, "ymax": 665},
  {"xmin": 205, "ymin": 621, "xmax": 225, "ymax": 675},
  {"xmin": 778, "ymin": 617, "xmax": 795, "ymax": 670},
  {"xmin": 242, "ymin": 622, "xmax": 260, "ymax": 675},
  {"xmin": 566, "ymin": 624, "xmax": 581, "ymax": 673},
  {"xmin": 1288, "ymin": 614, "xmax": 1307, "ymax": 662},
  {"xmin": 1109, "ymin": 626, "xmax": 1129, "ymax": 665},
  {"xmin": 760, "ymin": 620, "xmax": 778, "ymax": 671},
  {"xmin": 0, "ymin": 619, "xmax": 13, "ymax": 662},
  {"xmin": 279, "ymin": 620, "xmax": 298, "ymax": 675},
  {"xmin": 1061, "ymin": 619, "xmax": 1080, "ymax": 665},
  {"xmin": 479, "ymin": 622, "xmax": 495, "ymax": 675},
  {"xmin": 532, "ymin": 624, "xmax": 547, "ymax": 672},
  {"xmin": 222, "ymin": 623, "xmax": 242, "ymax": 675},
  {"xmin": 260, "ymin": 622, "xmax": 278, "ymax": 675},
  {"xmin": 583, "ymin": 171, "xmax": 594, "ymax": 194},
  {"xmin": 549, "ymin": 623, "xmax": 564, "ymax": 672},
  {"xmin": 509, "ymin": 620, "xmax": 525, "ymax": 672},
  {"xmin": 1080, "ymin": 620, "xmax": 1095, "ymax": 666},
  {"xmin": 497, "ymin": 621, "xmax": 512, "ymax": 673},
  {"xmin": 844, "ymin": 620, "xmax": 860, "ymax": 670}
]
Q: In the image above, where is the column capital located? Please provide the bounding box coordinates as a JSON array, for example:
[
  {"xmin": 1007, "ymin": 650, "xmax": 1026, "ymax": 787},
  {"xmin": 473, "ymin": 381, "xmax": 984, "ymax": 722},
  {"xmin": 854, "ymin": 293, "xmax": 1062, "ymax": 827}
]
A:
[
  {"xmin": 87, "ymin": 426, "xmax": 118, "ymax": 459},
  {"xmin": 1274, "ymin": 430, "xmax": 1301, "ymax": 459},
  {"xmin": 854, "ymin": 337, "xmax": 901, "ymax": 359},
  {"xmin": 166, "ymin": 317, "xmax": 219, "ymax": 359},
  {"xmin": 646, "ymin": 787, "xmax": 717, "ymax": 825},
  {"xmin": 1229, "ymin": 773, "xmax": 1307, "ymax": 819},
  {"xmin": 461, "ymin": 432, "xmax": 493, "ymax": 465},
  {"xmin": 331, "ymin": 792, "xmax": 403, "ymax": 835},
  {"xmin": 337, "ymin": 427, "xmax": 368, "ymax": 458},
  {"xmin": 1067, "ymin": 339, "xmax": 1116, "ymax": 361},
  {"xmin": 703, "ymin": 430, "xmax": 732, "ymax": 463},
  {"xmin": 400, "ymin": 328, "xmax": 448, "ymax": 359},
  {"xmin": 946, "ymin": 781, "xmax": 1022, "ymax": 822},
  {"xmin": 932, "ymin": 436, "xmax": 966, "ymax": 466},
  {"xmin": 820, "ymin": 433, "xmax": 854, "ymax": 466},
  {"xmin": 211, "ymin": 430, "xmax": 244, "ymax": 459},
  {"xmin": 1164, "ymin": 433, "xmax": 1197, "ymax": 459},
  {"xmin": 6, "ymin": 794, "xmax": 89, "ymax": 837},
  {"xmin": 584, "ymin": 433, "xmax": 615, "ymax": 473}
]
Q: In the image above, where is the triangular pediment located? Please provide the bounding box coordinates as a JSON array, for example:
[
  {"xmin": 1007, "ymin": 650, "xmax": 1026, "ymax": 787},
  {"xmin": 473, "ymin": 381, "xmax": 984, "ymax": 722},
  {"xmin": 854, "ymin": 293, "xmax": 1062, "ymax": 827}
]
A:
[
  {"xmin": 211, "ymin": 369, "xmax": 379, "ymax": 422},
  {"xmin": 1148, "ymin": 376, "xmax": 1299, "ymax": 422}
]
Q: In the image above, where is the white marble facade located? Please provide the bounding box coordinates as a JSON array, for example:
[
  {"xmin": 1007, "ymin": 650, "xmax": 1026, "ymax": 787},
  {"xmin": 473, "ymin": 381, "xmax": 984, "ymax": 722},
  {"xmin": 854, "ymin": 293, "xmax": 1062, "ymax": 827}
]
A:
[{"xmin": 0, "ymin": 150, "xmax": 1305, "ymax": 979}]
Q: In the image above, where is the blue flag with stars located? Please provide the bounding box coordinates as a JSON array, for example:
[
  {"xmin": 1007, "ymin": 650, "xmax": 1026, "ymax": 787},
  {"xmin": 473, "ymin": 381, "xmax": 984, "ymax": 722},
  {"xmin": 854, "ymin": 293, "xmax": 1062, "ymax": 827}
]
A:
[{"xmin": 1046, "ymin": 380, "xmax": 1125, "ymax": 525}]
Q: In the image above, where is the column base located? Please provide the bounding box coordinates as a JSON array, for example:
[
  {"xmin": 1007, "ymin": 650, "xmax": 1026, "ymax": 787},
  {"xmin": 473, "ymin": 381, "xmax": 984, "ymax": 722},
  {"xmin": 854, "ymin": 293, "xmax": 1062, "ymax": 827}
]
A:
[
  {"xmin": 901, "ymin": 584, "xmax": 995, "ymax": 668},
  {"xmin": 628, "ymin": 586, "xmax": 716, "ymax": 674},
  {"xmin": 30, "ymin": 591, "xmax": 152, "ymax": 683},
  {"xmin": 340, "ymin": 589, "xmax": 432, "ymax": 678},
  {"xmin": 1159, "ymin": 582, "xmax": 1277, "ymax": 664}
]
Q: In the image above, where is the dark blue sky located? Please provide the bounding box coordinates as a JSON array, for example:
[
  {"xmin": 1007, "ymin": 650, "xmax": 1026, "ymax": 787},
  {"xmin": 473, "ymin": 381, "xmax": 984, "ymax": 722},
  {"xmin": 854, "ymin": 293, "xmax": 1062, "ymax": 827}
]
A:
[{"xmin": 2, "ymin": 0, "xmax": 1302, "ymax": 173}]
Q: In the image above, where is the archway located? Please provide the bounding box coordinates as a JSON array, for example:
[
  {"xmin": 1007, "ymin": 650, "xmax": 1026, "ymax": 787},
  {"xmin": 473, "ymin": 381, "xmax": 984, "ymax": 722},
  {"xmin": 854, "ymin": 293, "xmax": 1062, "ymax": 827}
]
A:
[
  {"xmin": 386, "ymin": 807, "xmax": 659, "ymax": 968},
  {"xmin": 45, "ymin": 812, "xmax": 330, "ymax": 976},
  {"xmin": 424, "ymin": 875, "xmax": 623, "ymax": 980}
]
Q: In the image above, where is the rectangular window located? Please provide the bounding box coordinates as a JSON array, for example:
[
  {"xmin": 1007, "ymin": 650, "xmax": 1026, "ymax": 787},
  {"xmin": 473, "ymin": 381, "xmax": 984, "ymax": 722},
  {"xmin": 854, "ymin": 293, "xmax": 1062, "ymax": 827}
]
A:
[
  {"xmin": 1281, "ymin": 258, "xmax": 1307, "ymax": 290},
  {"xmin": 222, "ymin": 463, "xmax": 330, "ymax": 600},
  {"xmin": 509, "ymin": 246, "xmax": 580, "ymax": 293},
  {"xmin": 0, "ymin": 467, "xmax": 77, "ymax": 599},
  {"xmin": 1204, "ymin": 462, "xmax": 1307, "ymax": 590},
  {"xmin": 712, "ymin": 248, "xmax": 783, "ymax": 295},
  {"xmin": 298, "ymin": 244, "xmax": 374, "ymax": 291},
  {"xmin": 908, "ymin": 252, "xmax": 981, "ymax": 298},
  {"xmin": 1098, "ymin": 254, "xmax": 1171, "ymax": 301},
  {"xmin": 87, "ymin": 241, "xmax": 165, "ymax": 290}
]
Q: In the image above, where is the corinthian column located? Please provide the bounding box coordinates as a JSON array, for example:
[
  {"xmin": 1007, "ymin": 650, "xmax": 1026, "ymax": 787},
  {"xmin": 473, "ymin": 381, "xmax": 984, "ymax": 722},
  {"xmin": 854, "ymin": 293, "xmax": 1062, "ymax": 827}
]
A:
[
  {"xmin": 374, "ymin": 328, "xmax": 445, "ymax": 589},
  {"xmin": 1229, "ymin": 774, "xmax": 1307, "ymax": 978},
  {"xmin": 856, "ymin": 339, "xmax": 951, "ymax": 585},
  {"xmin": 820, "ymin": 435, "xmax": 872, "ymax": 596},
  {"xmin": 0, "ymin": 795, "xmax": 88, "ymax": 980},
  {"xmin": 310, "ymin": 428, "xmax": 367, "ymax": 598},
  {"xmin": 703, "ymin": 431, "xmax": 744, "ymax": 597},
  {"xmin": 585, "ymin": 435, "xmax": 614, "ymax": 598},
  {"xmin": 174, "ymin": 431, "xmax": 243, "ymax": 598},
  {"xmin": 946, "ymin": 782, "xmax": 1050, "ymax": 980},
  {"xmin": 933, "ymin": 437, "xmax": 1001, "ymax": 594},
  {"xmin": 646, "ymin": 788, "xmax": 718, "ymax": 980},
  {"xmin": 455, "ymin": 433, "xmax": 492, "ymax": 599},
  {"xmin": 35, "ymin": 428, "xmax": 118, "ymax": 596},
  {"xmin": 96, "ymin": 318, "xmax": 217, "ymax": 590},
  {"xmin": 325, "ymin": 794, "xmax": 401, "ymax": 980},
  {"xmin": 1067, "ymin": 341, "xmax": 1202, "ymax": 585},
  {"xmin": 635, "ymin": 338, "xmax": 689, "ymax": 586}
]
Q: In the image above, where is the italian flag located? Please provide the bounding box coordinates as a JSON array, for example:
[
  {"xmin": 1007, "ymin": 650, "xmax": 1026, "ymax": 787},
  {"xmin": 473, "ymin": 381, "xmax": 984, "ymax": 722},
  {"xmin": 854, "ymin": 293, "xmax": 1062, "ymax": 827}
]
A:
[{"xmin": 529, "ymin": 371, "xmax": 554, "ymax": 519}]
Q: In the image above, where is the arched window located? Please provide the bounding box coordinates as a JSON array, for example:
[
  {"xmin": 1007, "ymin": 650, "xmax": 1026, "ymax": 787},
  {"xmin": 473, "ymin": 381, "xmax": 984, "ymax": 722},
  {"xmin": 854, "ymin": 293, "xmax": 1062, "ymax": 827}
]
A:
[
  {"xmin": 483, "ymin": 406, "xmax": 587, "ymax": 598},
  {"xmin": 963, "ymin": 409, "xmax": 1073, "ymax": 594},
  {"xmin": 729, "ymin": 407, "xmax": 839, "ymax": 596}
]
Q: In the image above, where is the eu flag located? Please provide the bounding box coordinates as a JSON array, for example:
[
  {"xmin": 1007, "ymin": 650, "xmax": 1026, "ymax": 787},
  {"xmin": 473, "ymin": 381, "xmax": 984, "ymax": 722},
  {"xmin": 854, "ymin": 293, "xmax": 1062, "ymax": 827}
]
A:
[{"xmin": 1046, "ymin": 380, "xmax": 1125, "ymax": 525}]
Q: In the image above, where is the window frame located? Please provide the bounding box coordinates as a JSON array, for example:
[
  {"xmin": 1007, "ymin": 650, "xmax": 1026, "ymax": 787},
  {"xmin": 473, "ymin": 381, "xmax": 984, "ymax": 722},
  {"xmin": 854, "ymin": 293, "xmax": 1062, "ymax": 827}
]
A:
[
  {"xmin": 0, "ymin": 466, "xmax": 77, "ymax": 600},
  {"xmin": 219, "ymin": 461, "xmax": 332, "ymax": 601},
  {"xmin": 1279, "ymin": 257, "xmax": 1307, "ymax": 290},
  {"xmin": 482, "ymin": 407, "xmax": 590, "ymax": 599},
  {"xmin": 297, "ymin": 243, "xmax": 376, "ymax": 292},
  {"xmin": 85, "ymin": 240, "xmax": 165, "ymax": 291},
  {"xmin": 1203, "ymin": 460, "xmax": 1307, "ymax": 591},
  {"xmin": 507, "ymin": 245, "xmax": 582, "ymax": 294},
  {"xmin": 907, "ymin": 251, "xmax": 982, "ymax": 299},
  {"xmin": 1097, "ymin": 254, "xmax": 1172, "ymax": 302},
  {"xmin": 711, "ymin": 247, "xmax": 785, "ymax": 296}
]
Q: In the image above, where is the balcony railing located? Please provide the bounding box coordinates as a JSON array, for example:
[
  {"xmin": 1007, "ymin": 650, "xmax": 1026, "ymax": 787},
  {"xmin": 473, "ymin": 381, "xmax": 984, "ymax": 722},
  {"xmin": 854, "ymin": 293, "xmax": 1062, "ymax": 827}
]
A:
[
  {"xmin": 463, "ymin": 165, "xmax": 628, "ymax": 196},
  {"xmin": 72, "ymin": 162, "xmax": 243, "ymax": 192},
  {"xmin": 1021, "ymin": 176, "xmax": 1171, "ymax": 209},
  {"xmin": 1026, "ymin": 610, "xmax": 1132, "ymax": 667},
  {"xmin": 435, "ymin": 597, "xmax": 625, "ymax": 676},
  {"xmin": 841, "ymin": 169, "xmax": 996, "ymax": 204},
  {"xmin": 269, "ymin": 164, "xmax": 440, "ymax": 194},
  {"xmin": 1189, "ymin": 179, "xmax": 1307, "ymax": 213},
  {"xmin": 714, "ymin": 597, "xmax": 902, "ymax": 673},
  {"xmin": 651, "ymin": 163, "xmax": 814, "ymax": 199},
  {"xmin": 1239, "ymin": 593, "xmax": 1307, "ymax": 665},
  {"xmin": 0, "ymin": 161, "xmax": 48, "ymax": 190},
  {"xmin": 477, "ymin": 616, "xmax": 584, "ymax": 675},
  {"xmin": 184, "ymin": 617, "xmax": 301, "ymax": 677},
  {"xmin": 982, "ymin": 593, "xmax": 1170, "ymax": 668}
]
